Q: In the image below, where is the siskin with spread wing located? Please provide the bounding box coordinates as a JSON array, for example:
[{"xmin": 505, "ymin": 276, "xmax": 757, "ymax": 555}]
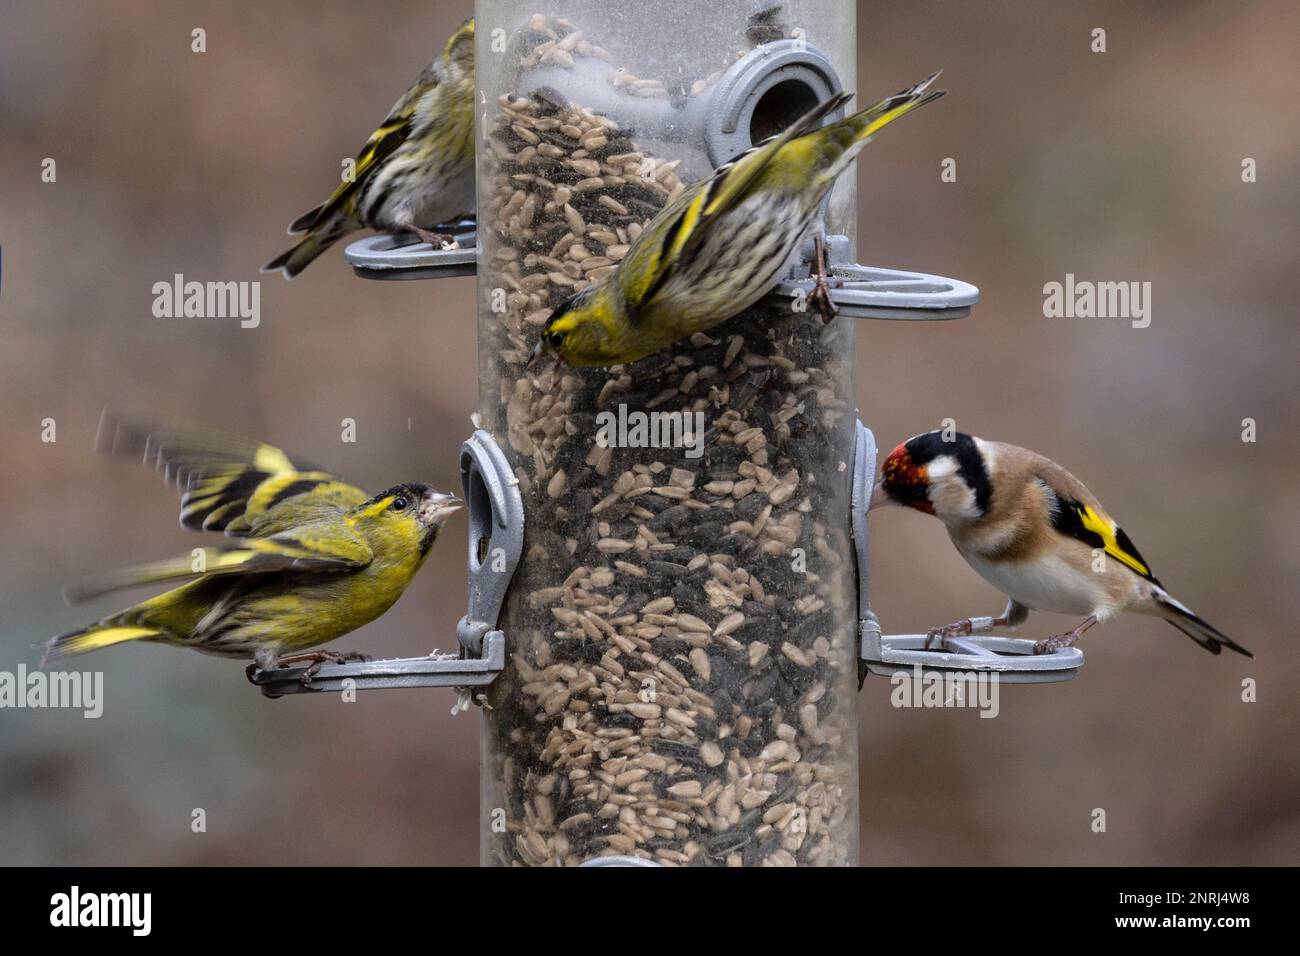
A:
[
  {"xmin": 43, "ymin": 414, "xmax": 460, "ymax": 680},
  {"xmin": 262, "ymin": 18, "xmax": 476, "ymax": 278},
  {"xmin": 535, "ymin": 72, "xmax": 945, "ymax": 367}
]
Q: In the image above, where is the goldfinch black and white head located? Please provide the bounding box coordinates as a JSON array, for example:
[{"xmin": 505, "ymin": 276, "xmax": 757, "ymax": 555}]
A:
[
  {"xmin": 871, "ymin": 429, "xmax": 1251, "ymax": 659},
  {"xmin": 873, "ymin": 430, "xmax": 993, "ymax": 523}
]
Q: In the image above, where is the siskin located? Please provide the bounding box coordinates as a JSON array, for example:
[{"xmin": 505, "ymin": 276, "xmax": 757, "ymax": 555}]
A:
[
  {"xmin": 263, "ymin": 18, "xmax": 476, "ymax": 278},
  {"xmin": 535, "ymin": 73, "xmax": 944, "ymax": 367},
  {"xmin": 870, "ymin": 430, "xmax": 1252, "ymax": 658},
  {"xmin": 44, "ymin": 414, "xmax": 460, "ymax": 682}
]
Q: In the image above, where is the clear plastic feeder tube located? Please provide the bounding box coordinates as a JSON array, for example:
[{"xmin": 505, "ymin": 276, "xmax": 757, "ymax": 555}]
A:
[{"xmin": 476, "ymin": 0, "xmax": 859, "ymax": 866}]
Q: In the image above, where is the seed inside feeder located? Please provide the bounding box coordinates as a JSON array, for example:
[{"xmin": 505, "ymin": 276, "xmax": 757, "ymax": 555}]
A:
[{"xmin": 478, "ymin": 11, "xmax": 858, "ymax": 867}]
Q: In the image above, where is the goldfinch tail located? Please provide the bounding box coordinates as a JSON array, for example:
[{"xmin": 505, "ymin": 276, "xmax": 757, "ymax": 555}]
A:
[
  {"xmin": 262, "ymin": 216, "xmax": 357, "ymax": 279},
  {"xmin": 42, "ymin": 622, "xmax": 165, "ymax": 666},
  {"xmin": 1153, "ymin": 591, "xmax": 1252, "ymax": 658}
]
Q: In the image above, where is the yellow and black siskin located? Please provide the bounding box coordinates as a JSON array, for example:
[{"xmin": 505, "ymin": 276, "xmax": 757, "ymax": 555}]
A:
[
  {"xmin": 262, "ymin": 18, "xmax": 476, "ymax": 278},
  {"xmin": 44, "ymin": 413, "xmax": 460, "ymax": 677},
  {"xmin": 536, "ymin": 72, "xmax": 945, "ymax": 367}
]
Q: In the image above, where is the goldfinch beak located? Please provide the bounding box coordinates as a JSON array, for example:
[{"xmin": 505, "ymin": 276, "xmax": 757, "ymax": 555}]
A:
[
  {"xmin": 868, "ymin": 481, "xmax": 895, "ymax": 511},
  {"xmin": 419, "ymin": 491, "xmax": 461, "ymax": 526}
]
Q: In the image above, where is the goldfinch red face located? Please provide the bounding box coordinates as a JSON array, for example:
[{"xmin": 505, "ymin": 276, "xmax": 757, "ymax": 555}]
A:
[
  {"xmin": 875, "ymin": 431, "xmax": 992, "ymax": 524},
  {"xmin": 877, "ymin": 442, "xmax": 933, "ymax": 513}
]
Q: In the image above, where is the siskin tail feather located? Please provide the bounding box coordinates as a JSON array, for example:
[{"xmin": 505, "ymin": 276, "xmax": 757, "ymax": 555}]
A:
[
  {"xmin": 262, "ymin": 216, "xmax": 357, "ymax": 279},
  {"xmin": 846, "ymin": 71, "xmax": 945, "ymax": 142},
  {"xmin": 812, "ymin": 71, "xmax": 945, "ymax": 185},
  {"xmin": 262, "ymin": 233, "xmax": 337, "ymax": 279},
  {"xmin": 42, "ymin": 622, "xmax": 165, "ymax": 666},
  {"xmin": 1154, "ymin": 592, "xmax": 1252, "ymax": 659},
  {"xmin": 288, "ymin": 203, "xmax": 326, "ymax": 235}
]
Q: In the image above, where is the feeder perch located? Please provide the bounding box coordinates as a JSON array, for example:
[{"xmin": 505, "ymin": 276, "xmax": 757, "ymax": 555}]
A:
[{"xmin": 346, "ymin": 219, "xmax": 479, "ymax": 281}]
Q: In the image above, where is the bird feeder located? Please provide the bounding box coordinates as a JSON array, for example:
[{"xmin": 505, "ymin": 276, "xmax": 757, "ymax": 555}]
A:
[{"xmin": 252, "ymin": 0, "xmax": 1079, "ymax": 867}]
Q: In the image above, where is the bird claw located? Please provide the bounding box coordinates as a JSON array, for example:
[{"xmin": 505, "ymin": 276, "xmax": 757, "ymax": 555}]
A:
[
  {"xmin": 274, "ymin": 650, "xmax": 372, "ymax": 687},
  {"xmin": 808, "ymin": 279, "xmax": 841, "ymax": 323},
  {"xmin": 1033, "ymin": 634, "xmax": 1076, "ymax": 656},
  {"xmin": 808, "ymin": 234, "xmax": 841, "ymax": 323},
  {"xmin": 1032, "ymin": 616, "xmax": 1096, "ymax": 655},
  {"xmin": 923, "ymin": 619, "xmax": 974, "ymax": 650},
  {"xmin": 410, "ymin": 228, "xmax": 456, "ymax": 249}
]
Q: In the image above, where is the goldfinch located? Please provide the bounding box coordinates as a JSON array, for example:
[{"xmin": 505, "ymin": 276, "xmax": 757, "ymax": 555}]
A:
[
  {"xmin": 535, "ymin": 73, "xmax": 945, "ymax": 367},
  {"xmin": 43, "ymin": 414, "xmax": 460, "ymax": 682},
  {"xmin": 262, "ymin": 18, "xmax": 476, "ymax": 278},
  {"xmin": 870, "ymin": 430, "xmax": 1252, "ymax": 658}
]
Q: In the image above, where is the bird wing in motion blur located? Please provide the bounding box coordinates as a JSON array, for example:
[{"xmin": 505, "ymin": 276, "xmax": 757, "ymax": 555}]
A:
[
  {"xmin": 44, "ymin": 413, "xmax": 458, "ymax": 670},
  {"xmin": 62, "ymin": 414, "xmax": 373, "ymax": 604}
]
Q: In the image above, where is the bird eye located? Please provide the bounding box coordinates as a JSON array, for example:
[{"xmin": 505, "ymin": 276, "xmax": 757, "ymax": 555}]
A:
[
  {"xmin": 548, "ymin": 331, "xmax": 564, "ymax": 348},
  {"xmin": 392, "ymin": 496, "xmax": 409, "ymax": 511}
]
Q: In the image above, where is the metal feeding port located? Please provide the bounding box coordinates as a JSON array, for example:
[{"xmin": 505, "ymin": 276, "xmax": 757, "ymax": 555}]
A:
[
  {"xmin": 344, "ymin": 219, "xmax": 477, "ymax": 281},
  {"xmin": 850, "ymin": 420, "xmax": 1084, "ymax": 686},
  {"xmin": 250, "ymin": 430, "xmax": 523, "ymax": 699}
]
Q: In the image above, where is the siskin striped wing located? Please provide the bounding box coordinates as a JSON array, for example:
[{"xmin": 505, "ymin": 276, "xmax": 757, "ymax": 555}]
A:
[
  {"xmin": 287, "ymin": 61, "xmax": 442, "ymax": 234},
  {"xmin": 672, "ymin": 92, "xmax": 853, "ymax": 262},
  {"xmin": 294, "ymin": 114, "xmax": 415, "ymax": 232},
  {"xmin": 94, "ymin": 411, "xmax": 367, "ymax": 535},
  {"xmin": 623, "ymin": 92, "xmax": 853, "ymax": 311}
]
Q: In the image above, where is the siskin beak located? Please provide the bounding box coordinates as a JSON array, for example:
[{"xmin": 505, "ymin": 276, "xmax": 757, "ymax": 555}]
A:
[{"xmin": 419, "ymin": 491, "xmax": 462, "ymax": 525}]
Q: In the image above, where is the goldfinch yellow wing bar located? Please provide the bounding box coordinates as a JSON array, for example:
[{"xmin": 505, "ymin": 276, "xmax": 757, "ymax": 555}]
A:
[
  {"xmin": 851, "ymin": 420, "xmax": 1084, "ymax": 686},
  {"xmin": 250, "ymin": 430, "xmax": 523, "ymax": 699}
]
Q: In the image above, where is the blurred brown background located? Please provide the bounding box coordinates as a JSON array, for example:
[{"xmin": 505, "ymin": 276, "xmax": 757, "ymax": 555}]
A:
[{"xmin": 1, "ymin": 0, "xmax": 1296, "ymax": 865}]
